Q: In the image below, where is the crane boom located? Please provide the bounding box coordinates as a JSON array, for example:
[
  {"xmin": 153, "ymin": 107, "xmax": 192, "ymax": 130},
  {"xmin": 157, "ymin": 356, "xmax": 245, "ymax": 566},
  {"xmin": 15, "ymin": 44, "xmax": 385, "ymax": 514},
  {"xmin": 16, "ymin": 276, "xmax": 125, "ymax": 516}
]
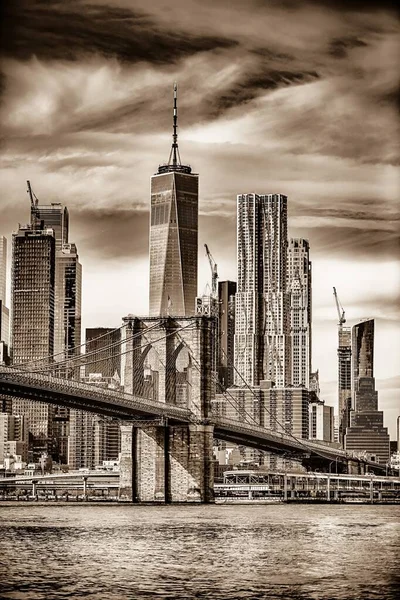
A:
[
  {"xmin": 204, "ymin": 243, "xmax": 218, "ymax": 298},
  {"xmin": 27, "ymin": 180, "xmax": 39, "ymax": 207},
  {"xmin": 333, "ymin": 286, "xmax": 346, "ymax": 326}
]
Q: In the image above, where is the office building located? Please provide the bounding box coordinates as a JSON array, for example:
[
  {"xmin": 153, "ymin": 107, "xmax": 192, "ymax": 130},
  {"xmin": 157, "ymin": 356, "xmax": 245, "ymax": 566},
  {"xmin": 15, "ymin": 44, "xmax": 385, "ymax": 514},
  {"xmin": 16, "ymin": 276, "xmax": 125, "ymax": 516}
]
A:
[
  {"xmin": 85, "ymin": 327, "xmax": 122, "ymax": 378},
  {"xmin": 0, "ymin": 413, "xmax": 29, "ymax": 463},
  {"xmin": 309, "ymin": 401, "xmax": 334, "ymax": 442},
  {"xmin": 11, "ymin": 226, "xmax": 56, "ymax": 459},
  {"xmin": 234, "ymin": 193, "xmax": 290, "ymax": 387},
  {"xmin": 68, "ymin": 328, "xmax": 122, "ymax": 469},
  {"xmin": 287, "ymin": 238, "xmax": 311, "ymax": 388},
  {"xmin": 344, "ymin": 319, "xmax": 390, "ymax": 463},
  {"xmin": 0, "ymin": 236, "xmax": 10, "ymax": 347},
  {"xmin": 149, "ymin": 84, "xmax": 198, "ymax": 317},
  {"xmin": 11, "ymin": 227, "xmax": 56, "ymax": 363},
  {"xmin": 218, "ymin": 280, "xmax": 236, "ymax": 390},
  {"xmin": 31, "ymin": 201, "xmax": 69, "ymax": 251},
  {"xmin": 397, "ymin": 416, "xmax": 400, "ymax": 452},
  {"xmin": 338, "ymin": 326, "xmax": 352, "ymax": 445},
  {"xmin": 69, "ymin": 375, "xmax": 121, "ymax": 470},
  {"xmin": 54, "ymin": 243, "xmax": 82, "ymax": 363},
  {"xmin": 29, "ymin": 192, "xmax": 81, "ymax": 463},
  {"xmin": 214, "ymin": 383, "xmax": 309, "ymax": 440}
]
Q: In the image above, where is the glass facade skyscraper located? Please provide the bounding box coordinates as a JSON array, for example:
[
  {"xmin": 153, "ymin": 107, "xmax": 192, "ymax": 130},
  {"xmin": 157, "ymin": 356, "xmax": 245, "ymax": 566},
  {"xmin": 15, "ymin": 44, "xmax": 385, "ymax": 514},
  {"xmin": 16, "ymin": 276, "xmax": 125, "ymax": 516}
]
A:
[
  {"xmin": 338, "ymin": 326, "xmax": 352, "ymax": 445},
  {"xmin": 31, "ymin": 203, "xmax": 69, "ymax": 250},
  {"xmin": 149, "ymin": 85, "xmax": 198, "ymax": 317},
  {"xmin": 11, "ymin": 226, "xmax": 56, "ymax": 459},
  {"xmin": 344, "ymin": 319, "xmax": 390, "ymax": 463},
  {"xmin": 0, "ymin": 236, "xmax": 9, "ymax": 347},
  {"xmin": 218, "ymin": 280, "xmax": 236, "ymax": 390}
]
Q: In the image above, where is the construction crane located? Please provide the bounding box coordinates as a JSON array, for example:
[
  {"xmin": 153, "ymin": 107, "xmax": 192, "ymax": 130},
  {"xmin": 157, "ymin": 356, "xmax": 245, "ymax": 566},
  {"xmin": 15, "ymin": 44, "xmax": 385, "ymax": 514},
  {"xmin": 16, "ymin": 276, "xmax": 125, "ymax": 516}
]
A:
[
  {"xmin": 333, "ymin": 286, "xmax": 346, "ymax": 328},
  {"xmin": 204, "ymin": 243, "xmax": 218, "ymax": 298},
  {"xmin": 27, "ymin": 180, "xmax": 39, "ymax": 208},
  {"xmin": 27, "ymin": 180, "xmax": 40, "ymax": 231}
]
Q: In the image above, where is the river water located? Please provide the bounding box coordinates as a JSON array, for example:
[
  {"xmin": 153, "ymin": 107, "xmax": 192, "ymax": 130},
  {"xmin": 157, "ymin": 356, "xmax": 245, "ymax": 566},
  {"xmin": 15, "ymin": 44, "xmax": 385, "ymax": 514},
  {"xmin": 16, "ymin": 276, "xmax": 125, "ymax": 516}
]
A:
[{"xmin": 0, "ymin": 503, "xmax": 399, "ymax": 599}]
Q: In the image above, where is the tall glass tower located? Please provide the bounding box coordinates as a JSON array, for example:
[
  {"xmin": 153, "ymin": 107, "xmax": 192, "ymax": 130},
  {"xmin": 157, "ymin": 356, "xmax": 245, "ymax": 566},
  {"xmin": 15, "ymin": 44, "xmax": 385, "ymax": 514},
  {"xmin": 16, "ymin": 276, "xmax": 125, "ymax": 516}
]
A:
[
  {"xmin": 344, "ymin": 319, "xmax": 390, "ymax": 463},
  {"xmin": 11, "ymin": 226, "xmax": 56, "ymax": 459},
  {"xmin": 149, "ymin": 84, "xmax": 198, "ymax": 317},
  {"xmin": 0, "ymin": 236, "xmax": 10, "ymax": 347}
]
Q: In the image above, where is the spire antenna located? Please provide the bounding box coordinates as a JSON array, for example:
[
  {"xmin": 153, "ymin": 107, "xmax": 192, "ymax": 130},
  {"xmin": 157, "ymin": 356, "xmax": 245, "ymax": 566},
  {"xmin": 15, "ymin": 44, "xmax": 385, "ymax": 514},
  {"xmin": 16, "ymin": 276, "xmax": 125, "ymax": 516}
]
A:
[
  {"xmin": 172, "ymin": 82, "xmax": 178, "ymax": 167},
  {"xmin": 168, "ymin": 82, "xmax": 182, "ymax": 168},
  {"xmin": 158, "ymin": 83, "xmax": 191, "ymax": 174}
]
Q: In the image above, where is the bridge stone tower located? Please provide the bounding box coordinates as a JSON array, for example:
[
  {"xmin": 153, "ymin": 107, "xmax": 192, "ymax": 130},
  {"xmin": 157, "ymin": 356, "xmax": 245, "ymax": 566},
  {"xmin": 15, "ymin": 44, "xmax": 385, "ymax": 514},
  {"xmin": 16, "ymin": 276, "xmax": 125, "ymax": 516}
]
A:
[{"xmin": 119, "ymin": 316, "xmax": 215, "ymax": 503}]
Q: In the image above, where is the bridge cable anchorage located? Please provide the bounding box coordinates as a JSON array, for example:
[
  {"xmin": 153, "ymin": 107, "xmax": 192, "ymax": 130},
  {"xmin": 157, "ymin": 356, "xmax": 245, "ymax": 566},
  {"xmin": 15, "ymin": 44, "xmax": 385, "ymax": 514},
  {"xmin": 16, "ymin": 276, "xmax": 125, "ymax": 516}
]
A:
[{"xmin": 219, "ymin": 346, "xmax": 346, "ymax": 463}]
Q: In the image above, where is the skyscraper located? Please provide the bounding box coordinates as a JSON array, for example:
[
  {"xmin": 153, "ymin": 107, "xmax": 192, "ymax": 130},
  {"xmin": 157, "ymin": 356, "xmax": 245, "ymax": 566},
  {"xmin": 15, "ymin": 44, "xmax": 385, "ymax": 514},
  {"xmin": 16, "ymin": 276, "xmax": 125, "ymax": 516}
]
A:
[
  {"xmin": 338, "ymin": 326, "xmax": 352, "ymax": 445},
  {"xmin": 0, "ymin": 236, "xmax": 10, "ymax": 347},
  {"xmin": 234, "ymin": 193, "xmax": 290, "ymax": 387},
  {"xmin": 287, "ymin": 238, "xmax": 311, "ymax": 388},
  {"xmin": 28, "ymin": 187, "xmax": 82, "ymax": 463},
  {"xmin": 54, "ymin": 243, "xmax": 82, "ymax": 363},
  {"xmin": 85, "ymin": 327, "xmax": 122, "ymax": 378},
  {"xmin": 31, "ymin": 201, "xmax": 69, "ymax": 251},
  {"xmin": 149, "ymin": 84, "xmax": 198, "ymax": 317},
  {"xmin": 218, "ymin": 280, "xmax": 236, "ymax": 390},
  {"xmin": 11, "ymin": 225, "xmax": 56, "ymax": 458},
  {"xmin": 68, "ymin": 327, "xmax": 122, "ymax": 469},
  {"xmin": 344, "ymin": 319, "xmax": 390, "ymax": 463}
]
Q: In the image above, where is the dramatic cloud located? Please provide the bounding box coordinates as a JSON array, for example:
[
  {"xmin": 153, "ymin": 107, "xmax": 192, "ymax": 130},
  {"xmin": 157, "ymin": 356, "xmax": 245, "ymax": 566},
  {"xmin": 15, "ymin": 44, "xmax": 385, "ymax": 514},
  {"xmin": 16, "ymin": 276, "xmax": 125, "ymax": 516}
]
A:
[{"xmin": 0, "ymin": 0, "xmax": 399, "ymax": 435}]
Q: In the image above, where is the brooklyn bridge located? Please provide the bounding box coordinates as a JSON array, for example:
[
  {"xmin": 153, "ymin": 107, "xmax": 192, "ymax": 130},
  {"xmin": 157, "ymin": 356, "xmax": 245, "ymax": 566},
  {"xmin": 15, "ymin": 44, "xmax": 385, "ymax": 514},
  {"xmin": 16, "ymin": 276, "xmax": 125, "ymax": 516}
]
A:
[{"xmin": 0, "ymin": 316, "xmax": 387, "ymax": 503}]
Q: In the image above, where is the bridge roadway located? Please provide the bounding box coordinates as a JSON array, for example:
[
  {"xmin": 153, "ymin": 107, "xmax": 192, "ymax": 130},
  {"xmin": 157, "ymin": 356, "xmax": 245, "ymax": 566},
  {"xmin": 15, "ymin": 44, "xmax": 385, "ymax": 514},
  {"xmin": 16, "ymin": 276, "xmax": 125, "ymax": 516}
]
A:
[
  {"xmin": 0, "ymin": 366, "xmax": 192, "ymax": 424},
  {"xmin": 0, "ymin": 366, "xmax": 381, "ymax": 471}
]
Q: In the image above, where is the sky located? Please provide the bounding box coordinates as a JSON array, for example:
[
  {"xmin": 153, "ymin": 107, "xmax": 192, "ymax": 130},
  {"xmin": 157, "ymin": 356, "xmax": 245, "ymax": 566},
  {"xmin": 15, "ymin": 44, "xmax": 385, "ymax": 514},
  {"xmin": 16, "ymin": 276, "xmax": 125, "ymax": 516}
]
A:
[{"xmin": 0, "ymin": 0, "xmax": 399, "ymax": 437}]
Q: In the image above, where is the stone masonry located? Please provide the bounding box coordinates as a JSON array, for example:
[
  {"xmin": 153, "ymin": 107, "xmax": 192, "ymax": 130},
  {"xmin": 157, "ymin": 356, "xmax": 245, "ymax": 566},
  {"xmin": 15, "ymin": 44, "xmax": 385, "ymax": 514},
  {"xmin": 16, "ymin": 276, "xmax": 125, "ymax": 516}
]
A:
[{"xmin": 119, "ymin": 316, "xmax": 215, "ymax": 503}]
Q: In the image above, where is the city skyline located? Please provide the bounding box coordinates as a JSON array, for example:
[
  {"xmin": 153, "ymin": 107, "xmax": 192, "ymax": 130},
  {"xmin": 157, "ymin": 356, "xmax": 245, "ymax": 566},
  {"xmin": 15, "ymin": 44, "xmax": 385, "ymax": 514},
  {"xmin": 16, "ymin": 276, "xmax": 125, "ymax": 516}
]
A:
[{"xmin": 0, "ymin": 0, "xmax": 398, "ymax": 437}]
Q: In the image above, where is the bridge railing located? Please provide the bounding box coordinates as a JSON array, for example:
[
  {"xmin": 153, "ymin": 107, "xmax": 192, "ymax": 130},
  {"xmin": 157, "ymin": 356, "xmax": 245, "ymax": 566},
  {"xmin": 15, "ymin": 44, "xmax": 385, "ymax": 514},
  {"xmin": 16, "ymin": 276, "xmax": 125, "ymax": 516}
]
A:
[
  {"xmin": 0, "ymin": 366, "xmax": 193, "ymax": 422},
  {"xmin": 213, "ymin": 415, "xmax": 349, "ymax": 459}
]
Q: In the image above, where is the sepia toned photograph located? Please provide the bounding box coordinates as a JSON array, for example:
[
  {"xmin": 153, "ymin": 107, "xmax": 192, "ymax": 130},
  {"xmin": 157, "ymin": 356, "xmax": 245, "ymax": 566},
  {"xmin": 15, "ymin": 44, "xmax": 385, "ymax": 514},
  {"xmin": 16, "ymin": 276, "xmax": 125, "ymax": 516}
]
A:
[{"xmin": 0, "ymin": 1, "xmax": 399, "ymax": 599}]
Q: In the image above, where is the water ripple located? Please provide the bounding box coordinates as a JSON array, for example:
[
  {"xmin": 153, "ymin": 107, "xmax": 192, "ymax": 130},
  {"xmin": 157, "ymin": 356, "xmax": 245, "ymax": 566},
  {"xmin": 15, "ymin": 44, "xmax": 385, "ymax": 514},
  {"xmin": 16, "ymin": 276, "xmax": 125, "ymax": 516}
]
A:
[{"xmin": 0, "ymin": 504, "xmax": 399, "ymax": 599}]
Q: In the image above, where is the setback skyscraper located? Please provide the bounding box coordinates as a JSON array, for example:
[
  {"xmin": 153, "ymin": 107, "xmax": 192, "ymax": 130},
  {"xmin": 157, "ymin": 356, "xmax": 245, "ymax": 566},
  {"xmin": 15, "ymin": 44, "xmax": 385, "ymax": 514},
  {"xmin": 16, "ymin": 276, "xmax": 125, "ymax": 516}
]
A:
[
  {"xmin": 234, "ymin": 193, "xmax": 290, "ymax": 387},
  {"xmin": 149, "ymin": 84, "xmax": 198, "ymax": 317},
  {"xmin": 344, "ymin": 319, "xmax": 390, "ymax": 463}
]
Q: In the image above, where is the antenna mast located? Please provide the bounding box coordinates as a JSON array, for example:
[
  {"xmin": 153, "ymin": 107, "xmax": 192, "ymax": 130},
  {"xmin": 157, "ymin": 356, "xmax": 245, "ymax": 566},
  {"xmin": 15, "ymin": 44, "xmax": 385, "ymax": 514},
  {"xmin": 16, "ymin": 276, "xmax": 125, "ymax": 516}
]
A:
[
  {"xmin": 168, "ymin": 83, "xmax": 182, "ymax": 167},
  {"xmin": 173, "ymin": 82, "xmax": 178, "ymax": 167}
]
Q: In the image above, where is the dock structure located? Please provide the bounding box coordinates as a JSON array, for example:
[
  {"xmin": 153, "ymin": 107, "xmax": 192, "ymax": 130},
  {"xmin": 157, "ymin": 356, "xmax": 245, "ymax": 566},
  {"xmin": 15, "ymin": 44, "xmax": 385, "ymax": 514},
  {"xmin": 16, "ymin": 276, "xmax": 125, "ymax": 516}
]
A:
[{"xmin": 214, "ymin": 470, "xmax": 400, "ymax": 503}]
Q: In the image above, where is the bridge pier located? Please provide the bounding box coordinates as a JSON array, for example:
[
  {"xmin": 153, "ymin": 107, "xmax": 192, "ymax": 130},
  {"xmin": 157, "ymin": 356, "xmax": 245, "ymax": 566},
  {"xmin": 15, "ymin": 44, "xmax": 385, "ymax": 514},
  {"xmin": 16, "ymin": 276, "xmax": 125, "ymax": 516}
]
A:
[
  {"xmin": 119, "ymin": 423, "xmax": 136, "ymax": 502},
  {"xmin": 119, "ymin": 422, "xmax": 214, "ymax": 503},
  {"xmin": 119, "ymin": 316, "xmax": 216, "ymax": 504}
]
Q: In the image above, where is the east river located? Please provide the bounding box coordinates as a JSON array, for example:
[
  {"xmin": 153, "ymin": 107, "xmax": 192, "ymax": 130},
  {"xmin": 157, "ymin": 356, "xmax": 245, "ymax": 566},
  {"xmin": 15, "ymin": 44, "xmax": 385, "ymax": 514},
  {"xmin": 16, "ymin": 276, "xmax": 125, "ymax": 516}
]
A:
[{"xmin": 0, "ymin": 503, "xmax": 399, "ymax": 599}]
